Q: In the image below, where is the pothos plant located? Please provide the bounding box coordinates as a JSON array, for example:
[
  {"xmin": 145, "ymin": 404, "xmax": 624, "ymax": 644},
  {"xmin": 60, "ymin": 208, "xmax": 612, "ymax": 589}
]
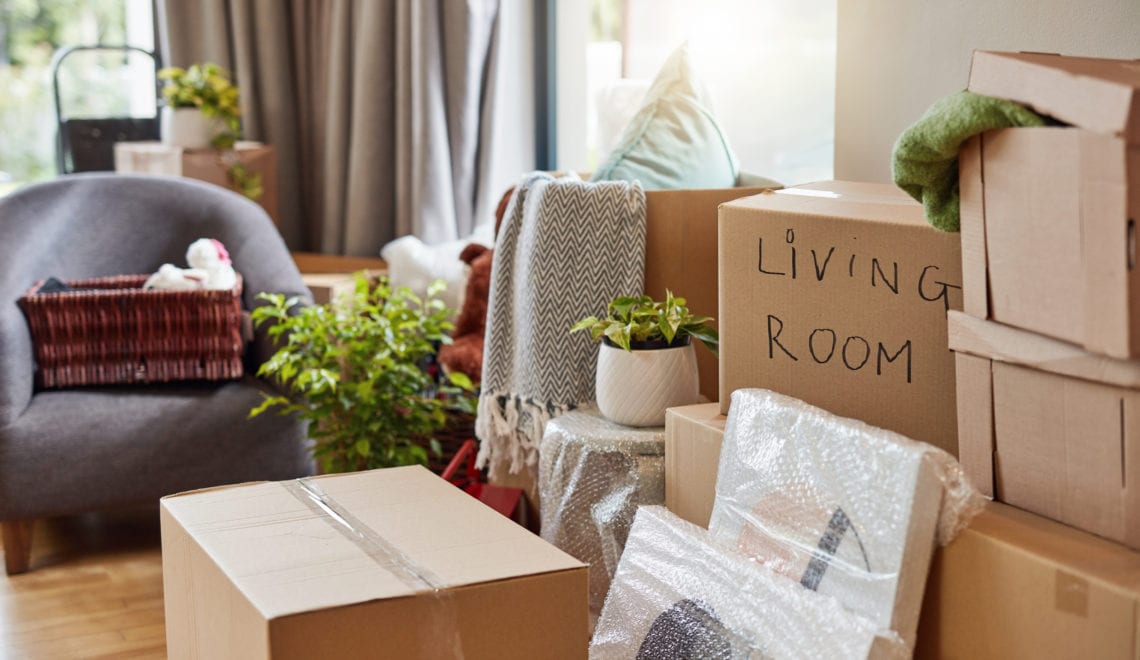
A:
[
  {"xmin": 157, "ymin": 63, "xmax": 262, "ymax": 201},
  {"xmin": 570, "ymin": 290, "xmax": 719, "ymax": 356},
  {"xmin": 250, "ymin": 275, "xmax": 475, "ymax": 473}
]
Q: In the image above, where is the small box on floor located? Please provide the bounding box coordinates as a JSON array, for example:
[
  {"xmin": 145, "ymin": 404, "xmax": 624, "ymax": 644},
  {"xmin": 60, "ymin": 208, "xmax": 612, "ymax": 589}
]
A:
[
  {"xmin": 960, "ymin": 51, "xmax": 1140, "ymax": 358},
  {"xmin": 950, "ymin": 311, "xmax": 1140, "ymax": 549},
  {"xmin": 664, "ymin": 402, "xmax": 726, "ymax": 527},
  {"xmin": 718, "ymin": 181, "xmax": 962, "ymax": 455},
  {"xmin": 917, "ymin": 501, "xmax": 1140, "ymax": 660},
  {"xmin": 161, "ymin": 466, "xmax": 588, "ymax": 659}
]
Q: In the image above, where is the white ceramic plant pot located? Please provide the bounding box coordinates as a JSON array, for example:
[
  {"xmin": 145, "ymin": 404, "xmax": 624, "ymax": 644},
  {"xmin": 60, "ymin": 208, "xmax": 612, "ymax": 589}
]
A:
[
  {"xmin": 161, "ymin": 107, "xmax": 222, "ymax": 149},
  {"xmin": 595, "ymin": 340, "xmax": 700, "ymax": 427}
]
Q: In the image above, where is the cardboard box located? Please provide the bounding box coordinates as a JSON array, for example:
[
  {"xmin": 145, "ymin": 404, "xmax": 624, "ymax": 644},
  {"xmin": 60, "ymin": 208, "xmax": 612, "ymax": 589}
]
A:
[
  {"xmin": 916, "ymin": 501, "xmax": 1140, "ymax": 660},
  {"xmin": 300, "ymin": 273, "xmax": 358, "ymax": 306},
  {"xmin": 115, "ymin": 140, "xmax": 280, "ymax": 225},
  {"xmin": 950, "ymin": 310, "xmax": 1140, "ymax": 548},
  {"xmin": 644, "ymin": 186, "xmax": 776, "ymax": 401},
  {"xmin": 663, "ymin": 402, "xmax": 726, "ymax": 527},
  {"xmin": 718, "ymin": 181, "xmax": 962, "ymax": 455},
  {"xmin": 960, "ymin": 51, "xmax": 1140, "ymax": 358},
  {"xmin": 161, "ymin": 466, "xmax": 588, "ymax": 659}
]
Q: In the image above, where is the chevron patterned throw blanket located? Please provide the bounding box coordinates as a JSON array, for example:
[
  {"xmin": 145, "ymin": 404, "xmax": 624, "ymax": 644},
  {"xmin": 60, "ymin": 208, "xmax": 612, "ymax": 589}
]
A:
[{"xmin": 475, "ymin": 173, "xmax": 647, "ymax": 475}]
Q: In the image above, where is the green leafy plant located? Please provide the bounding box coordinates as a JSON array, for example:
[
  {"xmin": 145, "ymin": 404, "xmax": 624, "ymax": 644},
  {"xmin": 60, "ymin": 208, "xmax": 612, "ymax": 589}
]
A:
[
  {"xmin": 158, "ymin": 63, "xmax": 240, "ymax": 136},
  {"xmin": 158, "ymin": 63, "xmax": 262, "ymax": 201},
  {"xmin": 250, "ymin": 274, "xmax": 475, "ymax": 473},
  {"xmin": 570, "ymin": 290, "xmax": 719, "ymax": 356}
]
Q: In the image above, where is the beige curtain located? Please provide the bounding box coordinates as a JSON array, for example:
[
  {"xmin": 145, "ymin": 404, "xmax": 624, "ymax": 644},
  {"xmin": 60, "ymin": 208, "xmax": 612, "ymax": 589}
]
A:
[{"xmin": 157, "ymin": 0, "xmax": 501, "ymax": 254}]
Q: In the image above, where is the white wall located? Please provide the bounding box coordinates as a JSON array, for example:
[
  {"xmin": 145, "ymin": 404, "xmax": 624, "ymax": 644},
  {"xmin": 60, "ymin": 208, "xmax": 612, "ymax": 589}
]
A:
[{"xmin": 835, "ymin": 0, "xmax": 1140, "ymax": 183}]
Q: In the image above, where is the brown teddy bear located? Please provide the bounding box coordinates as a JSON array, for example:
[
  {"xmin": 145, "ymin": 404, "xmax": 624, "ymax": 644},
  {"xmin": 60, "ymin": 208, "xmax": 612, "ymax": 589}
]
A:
[
  {"xmin": 437, "ymin": 186, "xmax": 514, "ymax": 385},
  {"xmin": 438, "ymin": 243, "xmax": 493, "ymax": 384}
]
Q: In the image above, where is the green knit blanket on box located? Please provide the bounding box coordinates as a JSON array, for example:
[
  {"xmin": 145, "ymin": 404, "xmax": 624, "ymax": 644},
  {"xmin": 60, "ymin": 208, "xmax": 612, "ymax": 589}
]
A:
[{"xmin": 892, "ymin": 90, "xmax": 1046, "ymax": 232}]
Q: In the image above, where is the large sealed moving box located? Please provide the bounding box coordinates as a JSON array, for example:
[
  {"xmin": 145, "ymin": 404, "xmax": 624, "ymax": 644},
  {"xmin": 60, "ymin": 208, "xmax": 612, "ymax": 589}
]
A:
[
  {"xmin": 960, "ymin": 51, "xmax": 1140, "ymax": 358},
  {"xmin": 645, "ymin": 185, "xmax": 776, "ymax": 401},
  {"xmin": 664, "ymin": 402, "xmax": 726, "ymax": 527},
  {"xmin": 917, "ymin": 501, "xmax": 1140, "ymax": 659},
  {"xmin": 950, "ymin": 310, "xmax": 1140, "ymax": 549},
  {"xmin": 718, "ymin": 181, "xmax": 962, "ymax": 455},
  {"xmin": 161, "ymin": 466, "xmax": 588, "ymax": 659}
]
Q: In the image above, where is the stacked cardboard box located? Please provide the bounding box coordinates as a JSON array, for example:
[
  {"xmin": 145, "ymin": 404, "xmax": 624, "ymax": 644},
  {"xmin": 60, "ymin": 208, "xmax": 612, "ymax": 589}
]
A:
[
  {"xmin": 921, "ymin": 51, "xmax": 1140, "ymax": 658},
  {"xmin": 662, "ymin": 51, "xmax": 1140, "ymax": 658},
  {"xmin": 951, "ymin": 51, "xmax": 1140, "ymax": 546}
]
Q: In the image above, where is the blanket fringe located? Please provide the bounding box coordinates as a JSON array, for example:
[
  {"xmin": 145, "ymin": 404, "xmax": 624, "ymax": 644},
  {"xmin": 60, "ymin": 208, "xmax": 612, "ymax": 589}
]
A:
[{"xmin": 475, "ymin": 390, "xmax": 572, "ymax": 474}]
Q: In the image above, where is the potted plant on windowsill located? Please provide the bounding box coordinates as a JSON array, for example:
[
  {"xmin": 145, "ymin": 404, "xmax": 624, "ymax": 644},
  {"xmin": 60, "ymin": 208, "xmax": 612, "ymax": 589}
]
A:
[
  {"xmin": 250, "ymin": 275, "xmax": 475, "ymax": 473},
  {"xmin": 571, "ymin": 291, "xmax": 718, "ymax": 427}
]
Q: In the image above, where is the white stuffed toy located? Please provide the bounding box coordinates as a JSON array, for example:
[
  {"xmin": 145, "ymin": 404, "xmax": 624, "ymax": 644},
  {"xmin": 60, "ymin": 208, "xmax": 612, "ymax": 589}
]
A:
[
  {"xmin": 186, "ymin": 238, "xmax": 238, "ymax": 290},
  {"xmin": 143, "ymin": 263, "xmax": 207, "ymax": 291},
  {"xmin": 144, "ymin": 238, "xmax": 237, "ymax": 291}
]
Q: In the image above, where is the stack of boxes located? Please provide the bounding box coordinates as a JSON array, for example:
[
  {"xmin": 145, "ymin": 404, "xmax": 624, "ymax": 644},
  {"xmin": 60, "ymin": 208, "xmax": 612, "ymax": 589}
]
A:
[
  {"xmin": 920, "ymin": 51, "xmax": 1140, "ymax": 657},
  {"xmin": 665, "ymin": 51, "xmax": 1140, "ymax": 658}
]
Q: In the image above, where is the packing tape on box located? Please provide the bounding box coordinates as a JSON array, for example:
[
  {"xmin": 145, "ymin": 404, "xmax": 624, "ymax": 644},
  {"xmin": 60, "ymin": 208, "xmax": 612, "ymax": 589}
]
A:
[
  {"xmin": 590, "ymin": 506, "xmax": 907, "ymax": 659},
  {"xmin": 708, "ymin": 389, "xmax": 984, "ymax": 647},
  {"xmin": 283, "ymin": 477, "xmax": 464, "ymax": 657}
]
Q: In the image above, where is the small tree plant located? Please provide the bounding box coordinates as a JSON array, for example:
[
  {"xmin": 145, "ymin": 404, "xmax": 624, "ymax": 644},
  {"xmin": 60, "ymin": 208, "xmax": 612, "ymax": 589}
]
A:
[{"xmin": 250, "ymin": 275, "xmax": 474, "ymax": 473}]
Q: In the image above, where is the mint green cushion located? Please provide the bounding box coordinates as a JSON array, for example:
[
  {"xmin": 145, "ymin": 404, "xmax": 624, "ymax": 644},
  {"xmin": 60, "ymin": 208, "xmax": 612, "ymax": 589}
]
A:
[{"xmin": 591, "ymin": 45, "xmax": 738, "ymax": 190}]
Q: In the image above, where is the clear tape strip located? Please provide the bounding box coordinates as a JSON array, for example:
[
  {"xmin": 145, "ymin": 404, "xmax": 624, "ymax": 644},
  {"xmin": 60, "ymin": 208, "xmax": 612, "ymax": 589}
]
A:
[
  {"xmin": 283, "ymin": 477, "xmax": 446, "ymax": 592},
  {"xmin": 282, "ymin": 477, "xmax": 463, "ymax": 658}
]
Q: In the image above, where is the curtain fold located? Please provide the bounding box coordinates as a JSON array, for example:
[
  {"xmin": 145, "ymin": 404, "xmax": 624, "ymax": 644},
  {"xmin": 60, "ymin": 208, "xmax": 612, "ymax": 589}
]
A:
[{"xmin": 157, "ymin": 0, "xmax": 501, "ymax": 254}]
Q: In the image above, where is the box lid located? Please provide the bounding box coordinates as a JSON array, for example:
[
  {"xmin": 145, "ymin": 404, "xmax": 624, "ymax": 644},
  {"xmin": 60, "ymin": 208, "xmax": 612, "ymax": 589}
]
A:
[
  {"xmin": 161, "ymin": 466, "xmax": 585, "ymax": 620},
  {"xmin": 948, "ymin": 311, "xmax": 1140, "ymax": 390},
  {"xmin": 722, "ymin": 181, "xmax": 928, "ymax": 228},
  {"xmin": 968, "ymin": 51, "xmax": 1140, "ymax": 143},
  {"xmin": 665, "ymin": 402, "xmax": 725, "ymax": 430}
]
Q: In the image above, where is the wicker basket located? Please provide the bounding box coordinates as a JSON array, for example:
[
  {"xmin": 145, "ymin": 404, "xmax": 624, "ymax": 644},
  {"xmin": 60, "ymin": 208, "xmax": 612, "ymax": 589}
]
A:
[{"xmin": 18, "ymin": 274, "xmax": 245, "ymax": 388}]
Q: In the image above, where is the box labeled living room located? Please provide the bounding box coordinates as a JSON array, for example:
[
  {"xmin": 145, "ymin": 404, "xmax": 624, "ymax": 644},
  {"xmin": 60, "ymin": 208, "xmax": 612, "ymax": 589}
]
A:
[{"xmin": 1, "ymin": 2, "xmax": 1139, "ymax": 659}]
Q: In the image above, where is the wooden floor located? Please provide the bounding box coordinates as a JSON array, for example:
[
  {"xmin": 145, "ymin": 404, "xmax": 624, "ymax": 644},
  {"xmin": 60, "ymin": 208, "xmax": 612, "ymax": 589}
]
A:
[{"xmin": 0, "ymin": 509, "xmax": 166, "ymax": 659}]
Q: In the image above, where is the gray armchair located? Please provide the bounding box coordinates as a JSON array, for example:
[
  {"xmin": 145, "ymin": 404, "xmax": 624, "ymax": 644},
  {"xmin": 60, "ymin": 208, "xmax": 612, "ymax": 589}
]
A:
[{"xmin": 0, "ymin": 174, "xmax": 313, "ymax": 574}]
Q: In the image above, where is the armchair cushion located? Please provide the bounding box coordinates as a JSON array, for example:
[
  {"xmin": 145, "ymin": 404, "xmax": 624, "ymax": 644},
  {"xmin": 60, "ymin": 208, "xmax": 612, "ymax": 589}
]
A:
[{"xmin": 0, "ymin": 377, "xmax": 312, "ymax": 520}]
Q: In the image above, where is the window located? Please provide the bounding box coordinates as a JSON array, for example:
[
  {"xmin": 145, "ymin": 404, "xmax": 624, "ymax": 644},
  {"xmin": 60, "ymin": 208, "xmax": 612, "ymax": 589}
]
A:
[
  {"xmin": 559, "ymin": 0, "xmax": 836, "ymax": 185},
  {"xmin": 0, "ymin": 0, "xmax": 155, "ymax": 191}
]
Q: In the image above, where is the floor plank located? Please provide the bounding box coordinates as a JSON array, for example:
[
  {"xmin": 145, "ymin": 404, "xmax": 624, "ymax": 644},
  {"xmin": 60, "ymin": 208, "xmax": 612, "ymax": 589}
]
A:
[{"xmin": 0, "ymin": 510, "xmax": 165, "ymax": 659}]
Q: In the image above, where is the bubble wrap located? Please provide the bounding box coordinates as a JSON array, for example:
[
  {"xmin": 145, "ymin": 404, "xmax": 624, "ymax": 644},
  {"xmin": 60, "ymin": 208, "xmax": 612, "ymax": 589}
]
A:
[
  {"xmin": 538, "ymin": 410, "xmax": 665, "ymax": 622},
  {"xmin": 590, "ymin": 506, "xmax": 906, "ymax": 660},
  {"xmin": 708, "ymin": 389, "xmax": 984, "ymax": 649}
]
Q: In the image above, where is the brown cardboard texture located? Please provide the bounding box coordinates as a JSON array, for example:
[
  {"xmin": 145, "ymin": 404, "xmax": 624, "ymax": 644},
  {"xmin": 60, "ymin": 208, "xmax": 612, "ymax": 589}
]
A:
[
  {"xmin": 644, "ymin": 185, "xmax": 776, "ymax": 401},
  {"xmin": 950, "ymin": 311, "xmax": 1140, "ymax": 549},
  {"xmin": 161, "ymin": 466, "xmax": 588, "ymax": 659},
  {"xmin": 115, "ymin": 141, "xmax": 280, "ymax": 225},
  {"xmin": 300, "ymin": 273, "xmax": 358, "ymax": 306},
  {"xmin": 961, "ymin": 52, "xmax": 1140, "ymax": 358},
  {"xmin": 718, "ymin": 182, "xmax": 962, "ymax": 455},
  {"xmin": 916, "ymin": 501, "xmax": 1140, "ymax": 660},
  {"xmin": 967, "ymin": 51, "xmax": 1140, "ymax": 144},
  {"xmin": 664, "ymin": 402, "xmax": 726, "ymax": 527}
]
